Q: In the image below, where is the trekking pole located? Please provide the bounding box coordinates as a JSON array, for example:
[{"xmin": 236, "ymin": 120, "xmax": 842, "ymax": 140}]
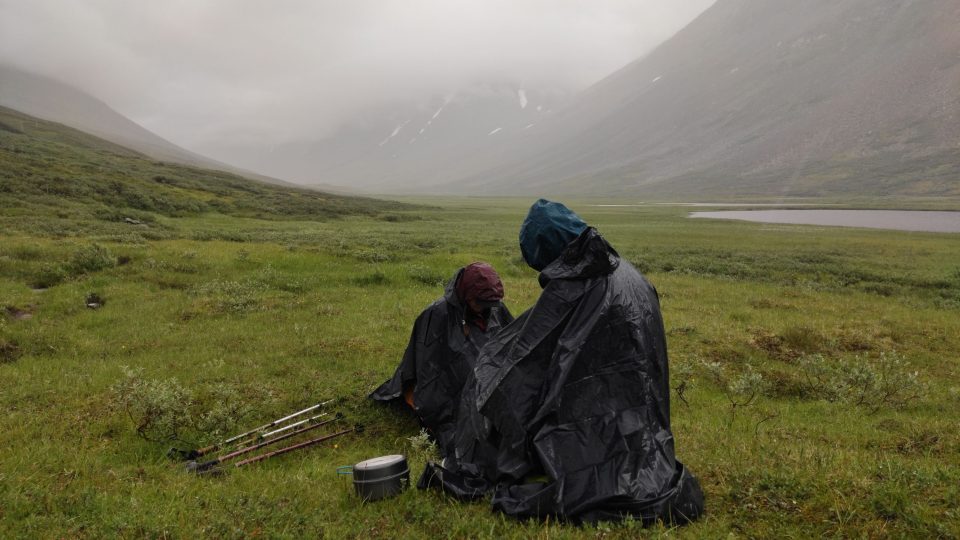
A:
[
  {"xmin": 168, "ymin": 398, "xmax": 335, "ymax": 461},
  {"xmin": 186, "ymin": 413, "xmax": 344, "ymax": 475},
  {"xmin": 232, "ymin": 424, "xmax": 364, "ymax": 468},
  {"xmin": 254, "ymin": 410, "xmax": 337, "ymax": 442}
]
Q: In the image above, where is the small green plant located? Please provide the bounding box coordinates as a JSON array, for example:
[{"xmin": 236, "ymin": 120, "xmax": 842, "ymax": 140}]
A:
[
  {"xmin": 702, "ymin": 360, "xmax": 766, "ymax": 424},
  {"xmin": 408, "ymin": 428, "xmax": 440, "ymax": 464},
  {"xmin": 870, "ymin": 483, "xmax": 909, "ymax": 521},
  {"xmin": 672, "ymin": 358, "xmax": 695, "ymax": 406}
]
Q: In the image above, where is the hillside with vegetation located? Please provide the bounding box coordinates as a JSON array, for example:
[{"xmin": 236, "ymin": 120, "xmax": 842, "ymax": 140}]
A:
[{"xmin": 0, "ymin": 105, "xmax": 406, "ymax": 240}]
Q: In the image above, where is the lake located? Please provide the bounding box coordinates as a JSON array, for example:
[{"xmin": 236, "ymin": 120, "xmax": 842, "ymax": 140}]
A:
[{"xmin": 689, "ymin": 209, "xmax": 960, "ymax": 233}]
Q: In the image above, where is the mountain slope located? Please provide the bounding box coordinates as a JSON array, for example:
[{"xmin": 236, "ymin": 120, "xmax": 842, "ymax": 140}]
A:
[
  {"xmin": 459, "ymin": 0, "xmax": 960, "ymax": 197},
  {"xmin": 0, "ymin": 105, "xmax": 404, "ymax": 230},
  {"xmin": 0, "ymin": 65, "xmax": 296, "ymax": 187}
]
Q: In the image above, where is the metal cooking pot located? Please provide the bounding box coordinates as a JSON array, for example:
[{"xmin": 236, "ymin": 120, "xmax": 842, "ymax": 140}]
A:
[{"xmin": 338, "ymin": 455, "xmax": 409, "ymax": 501}]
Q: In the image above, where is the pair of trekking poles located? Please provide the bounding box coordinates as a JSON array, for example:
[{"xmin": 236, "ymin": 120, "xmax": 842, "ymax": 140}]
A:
[{"xmin": 168, "ymin": 399, "xmax": 363, "ymax": 474}]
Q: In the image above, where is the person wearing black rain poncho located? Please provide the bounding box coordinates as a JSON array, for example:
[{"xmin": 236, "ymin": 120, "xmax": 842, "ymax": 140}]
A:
[
  {"xmin": 420, "ymin": 200, "xmax": 705, "ymax": 525},
  {"xmin": 370, "ymin": 262, "xmax": 514, "ymax": 457}
]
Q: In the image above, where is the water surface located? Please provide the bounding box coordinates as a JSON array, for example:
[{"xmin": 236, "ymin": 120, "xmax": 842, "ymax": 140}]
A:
[{"xmin": 689, "ymin": 210, "xmax": 960, "ymax": 233}]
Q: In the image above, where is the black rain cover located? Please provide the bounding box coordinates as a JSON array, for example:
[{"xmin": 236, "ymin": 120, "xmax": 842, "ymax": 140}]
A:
[
  {"xmin": 421, "ymin": 229, "xmax": 705, "ymax": 525},
  {"xmin": 370, "ymin": 268, "xmax": 514, "ymax": 456}
]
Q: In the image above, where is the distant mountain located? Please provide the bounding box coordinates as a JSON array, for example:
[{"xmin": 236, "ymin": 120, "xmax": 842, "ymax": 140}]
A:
[
  {"xmin": 247, "ymin": 82, "xmax": 567, "ymax": 191},
  {"xmin": 459, "ymin": 0, "xmax": 960, "ymax": 197},
  {"xmin": 0, "ymin": 65, "xmax": 296, "ymax": 187}
]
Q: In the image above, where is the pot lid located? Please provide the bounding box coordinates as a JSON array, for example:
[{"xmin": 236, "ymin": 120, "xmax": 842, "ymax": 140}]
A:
[{"xmin": 353, "ymin": 454, "xmax": 408, "ymax": 482}]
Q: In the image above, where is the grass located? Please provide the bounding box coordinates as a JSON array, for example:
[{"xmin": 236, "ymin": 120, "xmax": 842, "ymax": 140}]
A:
[
  {"xmin": 2, "ymin": 110, "xmax": 959, "ymax": 537},
  {"xmin": 2, "ymin": 199, "xmax": 959, "ymax": 538}
]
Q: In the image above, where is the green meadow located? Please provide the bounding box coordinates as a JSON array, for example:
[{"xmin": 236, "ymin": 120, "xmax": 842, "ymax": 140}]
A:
[
  {"xmin": 2, "ymin": 200, "xmax": 959, "ymax": 538},
  {"xmin": 2, "ymin": 109, "xmax": 960, "ymax": 538}
]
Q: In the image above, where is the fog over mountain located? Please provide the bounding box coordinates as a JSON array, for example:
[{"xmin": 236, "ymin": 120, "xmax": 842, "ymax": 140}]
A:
[
  {"xmin": 0, "ymin": 0, "xmax": 714, "ymax": 185},
  {"xmin": 4, "ymin": 0, "xmax": 955, "ymax": 198},
  {"xmin": 455, "ymin": 0, "xmax": 960, "ymax": 197},
  {"xmin": 231, "ymin": 0, "xmax": 960, "ymax": 196},
  {"xmin": 213, "ymin": 81, "xmax": 575, "ymax": 190}
]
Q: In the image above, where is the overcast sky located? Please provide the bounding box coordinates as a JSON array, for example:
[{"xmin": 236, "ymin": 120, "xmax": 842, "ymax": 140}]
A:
[{"xmin": 0, "ymin": 0, "xmax": 714, "ymax": 153}]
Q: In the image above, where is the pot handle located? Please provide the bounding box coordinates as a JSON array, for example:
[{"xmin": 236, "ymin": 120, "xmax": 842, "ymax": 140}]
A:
[{"xmin": 336, "ymin": 465, "xmax": 353, "ymax": 476}]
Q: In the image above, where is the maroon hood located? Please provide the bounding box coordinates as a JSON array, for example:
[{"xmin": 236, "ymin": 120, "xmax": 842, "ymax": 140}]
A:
[{"xmin": 456, "ymin": 262, "xmax": 504, "ymax": 306}]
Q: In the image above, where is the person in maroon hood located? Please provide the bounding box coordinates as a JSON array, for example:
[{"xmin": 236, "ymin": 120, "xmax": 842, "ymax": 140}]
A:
[{"xmin": 370, "ymin": 262, "xmax": 514, "ymax": 456}]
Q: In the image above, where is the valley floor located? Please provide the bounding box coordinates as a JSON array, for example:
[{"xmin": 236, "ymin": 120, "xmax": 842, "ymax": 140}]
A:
[{"xmin": 1, "ymin": 199, "xmax": 958, "ymax": 538}]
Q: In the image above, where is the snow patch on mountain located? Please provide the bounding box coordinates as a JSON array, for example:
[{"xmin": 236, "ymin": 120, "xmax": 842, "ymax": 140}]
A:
[
  {"xmin": 379, "ymin": 120, "xmax": 409, "ymax": 147},
  {"xmin": 518, "ymin": 89, "xmax": 528, "ymax": 109}
]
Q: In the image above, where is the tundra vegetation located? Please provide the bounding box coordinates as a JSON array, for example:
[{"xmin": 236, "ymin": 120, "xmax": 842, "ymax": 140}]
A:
[{"xmin": 1, "ymin": 107, "xmax": 959, "ymax": 538}]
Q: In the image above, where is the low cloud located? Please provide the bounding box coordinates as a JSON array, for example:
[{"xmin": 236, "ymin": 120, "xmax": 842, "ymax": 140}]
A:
[{"xmin": 0, "ymin": 0, "xmax": 714, "ymax": 151}]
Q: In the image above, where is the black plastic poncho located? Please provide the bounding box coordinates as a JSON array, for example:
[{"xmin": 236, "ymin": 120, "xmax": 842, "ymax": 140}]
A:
[
  {"xmin": 370, "ymin": 267, "xmax": 514, "ymax": 456},
  {"xmin": 421, "ymin": 228, "xmax": 705, "ymax": 524}
]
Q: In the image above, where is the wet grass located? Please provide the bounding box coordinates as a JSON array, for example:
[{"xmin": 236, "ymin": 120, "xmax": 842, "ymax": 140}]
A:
[{"xmin": 1, "ymin": 196, "xmax": 959, "ymax": 538}]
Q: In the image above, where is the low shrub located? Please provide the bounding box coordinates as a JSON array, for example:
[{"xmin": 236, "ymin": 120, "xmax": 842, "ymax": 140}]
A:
[
  {"xmin": 352, "ymin": 270, "xmax": 390, "ymax": 286},
  {"xmin": 408, "ymin": 265, "xmax": 446, "ymax": 287},
  {"xmin": 798, "ymin": 352, "xmax": 926, "ymax": 412},
  {"xmin": 0, "ymin": 338, "xmax": 21, "ymax": 363},
  {"xmin": 67, "ymin": 244, "xmax": 116, "ymax": 275},
  {"xmin": 112, "ymin": 369, "xmax": 257, "ymax": 444},
  {"xmin": 780, "ymin": 325, "xmax": 826, "ymax": 353},
  {"xmin": 31, "ymin": 263, "xmax": 68, "ymax": 288},
  {"xmin": 193, "ymin": 383, "xmax": 253, "ymax": 442},
  {"xmin": 112, "ymin": 367, "xmax": 193, "ymax": 442},
  {"xmin": 353, "ymin": 249, "xmax": 392, "ymax": 263},
  {"xmin": 7, "ymin": 245, "xmax": 45, "ymax": 261}
]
